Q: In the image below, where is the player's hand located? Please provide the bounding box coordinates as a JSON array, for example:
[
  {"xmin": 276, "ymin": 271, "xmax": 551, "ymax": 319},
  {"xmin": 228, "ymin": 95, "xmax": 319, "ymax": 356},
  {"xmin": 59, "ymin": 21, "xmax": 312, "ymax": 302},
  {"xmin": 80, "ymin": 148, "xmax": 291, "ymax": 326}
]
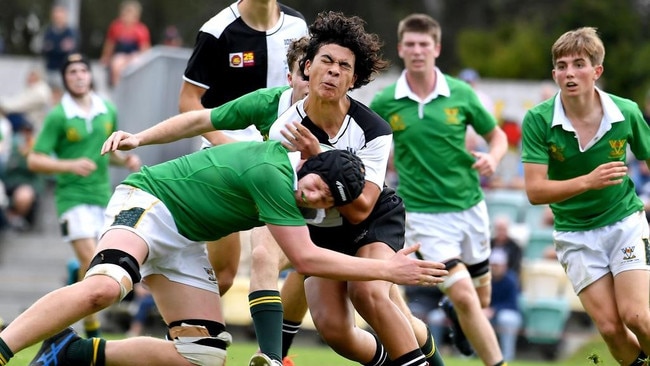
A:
[
  {"xmin": 586, "ymin": 161, "xmax": 627, "ymax": 189},
  {"xmin": 281, "ymin": 122, "xmax": 321, "ymax": 159},
  {"xmin": 69, "ymin": 157, "xmax": 97, "ymax": 177},
  {"xmin": 101, "ymin": 130, "xmax": 140, "ymax": 155},
  {"xmin": 388, "ymin": 244, "xmax": 448, "ymax": 286},
  {"xmin": 471, "ymin": 151, "xmax": 498, "ymax": 177}
]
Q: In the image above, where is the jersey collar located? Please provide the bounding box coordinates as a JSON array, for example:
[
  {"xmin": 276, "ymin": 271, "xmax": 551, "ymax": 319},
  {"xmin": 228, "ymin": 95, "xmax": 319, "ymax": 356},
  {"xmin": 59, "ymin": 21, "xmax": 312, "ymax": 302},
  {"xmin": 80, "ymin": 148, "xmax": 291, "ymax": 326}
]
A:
[
  {"xmin": 551, "ymin": 87, "xmax": 625, "ymax": 130},
  {"xmin": 394, "ymin": 67, "xmax": 450, "ymax": 103},
  {"xmin": 61, "ymin": 92, "xmax": 108, "ymax": 120}
]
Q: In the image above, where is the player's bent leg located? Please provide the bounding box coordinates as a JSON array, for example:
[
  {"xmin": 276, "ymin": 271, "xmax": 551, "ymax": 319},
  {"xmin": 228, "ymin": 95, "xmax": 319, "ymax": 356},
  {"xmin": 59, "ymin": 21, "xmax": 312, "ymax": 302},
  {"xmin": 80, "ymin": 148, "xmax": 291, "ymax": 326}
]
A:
[
  {"xmin": 249, "ymin": 226, "xmax": 287, "ymax": 363},
  {"xmin": 446, "ymin": 274, "xmax": 503, "ymax": 365},
  {"xmin": 71, "ymin": 236, "xmax": 104, "ymax": 337},
  {"xmin": 280, "ymin": 271, "xmax": 308, "ymax": 360},
  {"xmin": 614, "ymin": 269, "xmax": 650, "ymax": 352},
  {"xmin": 207, "ymin": 232, "xmax": 241, "ymax": 295},
  {"xmin": 580, "ymin": 273, "xmax": 644, "ymax": 364},
  {"xmin": 467, "ymin": 259, "xmax": 492, "ymax": 309},
  {"xmin": 304, "ymin": 277, "xmax": 381, "ymax": 363},
  {"xmin": 349, "ymin": 243, "xmax": 424, "ymax": 361},
  {"xmin": 1, "ymin": 273, "xmax": 125, "ymax": 355},
  {"xmin": 144, "ymin": 274, "xmax": 229, "ymax": 366},
  {"xmin": 389, "ymin": 284, "xmax": 445, "ymax": 366}
]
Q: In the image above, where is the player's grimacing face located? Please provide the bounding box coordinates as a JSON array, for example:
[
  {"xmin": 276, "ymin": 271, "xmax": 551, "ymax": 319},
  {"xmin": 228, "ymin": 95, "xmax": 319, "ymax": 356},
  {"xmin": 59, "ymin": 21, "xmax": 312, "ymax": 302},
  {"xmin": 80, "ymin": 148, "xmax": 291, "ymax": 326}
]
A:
[
  {"xmin": 303, "ymin": 44, "xmax": 357, "ymax": 102},
  {"xmin": 296, "ymin": 173, "xmax": 334, "ymax": 209}
]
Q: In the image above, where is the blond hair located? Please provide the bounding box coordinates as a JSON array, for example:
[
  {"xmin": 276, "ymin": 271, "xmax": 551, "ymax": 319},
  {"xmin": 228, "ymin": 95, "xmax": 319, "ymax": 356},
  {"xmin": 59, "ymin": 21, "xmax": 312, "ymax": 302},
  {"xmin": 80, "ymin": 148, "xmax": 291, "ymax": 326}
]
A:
[{"xmin": 552, "ymin": 27, "xmax": 605, "ymax": 67}]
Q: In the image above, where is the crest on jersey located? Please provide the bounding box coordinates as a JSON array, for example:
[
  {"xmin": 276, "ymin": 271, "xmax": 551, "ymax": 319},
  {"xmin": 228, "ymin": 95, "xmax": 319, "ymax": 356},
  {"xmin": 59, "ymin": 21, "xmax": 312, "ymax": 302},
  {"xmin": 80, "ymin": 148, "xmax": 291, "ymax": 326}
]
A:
[{"xmin": 608, "ymin": 139, "xmax": 626, "ymax": 159}]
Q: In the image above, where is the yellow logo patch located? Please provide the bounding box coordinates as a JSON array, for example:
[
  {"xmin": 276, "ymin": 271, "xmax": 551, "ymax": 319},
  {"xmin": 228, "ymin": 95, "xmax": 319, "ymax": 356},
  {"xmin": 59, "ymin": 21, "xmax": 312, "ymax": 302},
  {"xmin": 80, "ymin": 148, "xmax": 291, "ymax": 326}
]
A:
[
  {"xmin": 608, "ymin": 139, "xmax": 626, "ymax": 159},
  {"xmin": 444, "ymin": 108, "xmax": 460, "ymax": 125},
  {"xmin": 549, "ymin": 144, "xmax": 565, "ymax": 162},
  {"xmin": 389, "ymin": 114, "xmax": 405, "ymax": 131}
]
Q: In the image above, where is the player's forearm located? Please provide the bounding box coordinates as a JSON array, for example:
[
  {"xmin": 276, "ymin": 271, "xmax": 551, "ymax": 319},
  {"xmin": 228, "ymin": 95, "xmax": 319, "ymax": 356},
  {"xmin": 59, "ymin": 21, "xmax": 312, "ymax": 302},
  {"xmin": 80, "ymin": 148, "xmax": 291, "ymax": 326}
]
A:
[
  {"xmin": 525, "ymin": 175, "xmax": 590, "ymax": 205},
  {"xmin": 27, "ymin": 152, "xmax": 71, "ymax": 174},
  {"xmin": 135, "ymin": 110, "xmax": 213, "ymax": 146},
  {"xmin": 485, "ymin": 127, "xmax": 508, "ymax": 164}
]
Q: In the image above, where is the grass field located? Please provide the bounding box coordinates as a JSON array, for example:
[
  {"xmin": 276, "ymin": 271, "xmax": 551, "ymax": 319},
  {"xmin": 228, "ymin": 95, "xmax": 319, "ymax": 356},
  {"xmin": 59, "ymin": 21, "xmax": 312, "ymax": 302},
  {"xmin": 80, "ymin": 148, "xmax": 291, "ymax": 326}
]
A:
[{"xmin": 8, "ymin": 332, "xmax": 618, "ymax": 365}]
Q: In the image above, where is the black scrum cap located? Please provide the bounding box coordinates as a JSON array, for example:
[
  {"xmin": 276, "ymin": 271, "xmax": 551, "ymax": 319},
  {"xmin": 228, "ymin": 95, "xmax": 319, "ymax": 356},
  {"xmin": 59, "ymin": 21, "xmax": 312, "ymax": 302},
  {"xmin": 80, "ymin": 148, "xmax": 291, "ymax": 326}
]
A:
[{"xmin": 298, "ymin": 149, "xmax": 365, "ymax": 206}]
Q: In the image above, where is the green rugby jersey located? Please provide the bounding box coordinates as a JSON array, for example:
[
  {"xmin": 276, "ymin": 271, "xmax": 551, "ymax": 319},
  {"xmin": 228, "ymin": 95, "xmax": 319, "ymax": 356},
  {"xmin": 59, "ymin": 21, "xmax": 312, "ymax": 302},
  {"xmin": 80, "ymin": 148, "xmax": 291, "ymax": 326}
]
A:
[
  {"xmin": 521, "ymin": 89, "xmax": 650, "ymax": 231},
  {"xmin": 371, "ymin": 71, "xmax": 498, "ymax": 213},
  {"xmin": 33, "ymin": 93, "xmax": 117, "ymax": 215},
  {"xmin": 122, "ymin": 140, "xmax": 305, "ymax": 241}
]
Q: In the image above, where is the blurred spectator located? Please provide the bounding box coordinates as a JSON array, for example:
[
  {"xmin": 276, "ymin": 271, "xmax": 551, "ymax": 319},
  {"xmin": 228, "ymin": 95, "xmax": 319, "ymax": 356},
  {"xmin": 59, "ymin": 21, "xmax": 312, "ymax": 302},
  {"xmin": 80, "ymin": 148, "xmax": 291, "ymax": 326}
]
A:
[
  {"xmin": 1, "ymin": 119, "xmax": 43, "ymax": 232},
  {"xmin": 487, "ymin": 118, "xmax": 525, "ymax": 190},
  {"xmin": 0, "ymin": 117, "xmax": 12, "ymax": 173},
  {"xmin": 100, "ymin": 0, "xmax": 151, "ymax": 87},
  {"xmin": 161, "ymin": 25, "xmax": 183, "ymax": 47},
  {"xmin": 484, "ymin": 249, "xmax": 522, "ymax": 362},
  {"xmin": 126, "ymin": 283, "xmax": 158, "ymax": 337},
  {"xmin": 490, "ymin": 216, "xmax": 523, "ymax": 276},
  {"xmin": 459, "ymin": 68, "xmax": 495, "ymax": 115},
  {"xmin": 539, "ymin": 81, "xmax": 558, "ymax": 102},
  {"xmin": 0, "ymin": 67, "xmax": 52, "ymax": 133},
  {"xmin": 41, "ymin": 4, "xmax": 79, "ymax": 102}
]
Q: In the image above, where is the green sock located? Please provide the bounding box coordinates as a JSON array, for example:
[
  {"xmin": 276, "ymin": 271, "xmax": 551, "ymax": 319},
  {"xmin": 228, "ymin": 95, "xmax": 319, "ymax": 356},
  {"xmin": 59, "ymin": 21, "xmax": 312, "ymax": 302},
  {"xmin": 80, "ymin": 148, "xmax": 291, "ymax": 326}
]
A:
[
  {"xmin": 66, "ymin": 337, "xmax": 106, "ymax": 366},
  {"xmin": 421, "ymin": 328, "xmax": 445, "ymax": 366},
  {"xmin": 0, "ymin": 338, "xmax": 14, "ymax": 365},
  {"xmin": 249, "ymin": 290, "xmax": 283, "ymax": 362}
]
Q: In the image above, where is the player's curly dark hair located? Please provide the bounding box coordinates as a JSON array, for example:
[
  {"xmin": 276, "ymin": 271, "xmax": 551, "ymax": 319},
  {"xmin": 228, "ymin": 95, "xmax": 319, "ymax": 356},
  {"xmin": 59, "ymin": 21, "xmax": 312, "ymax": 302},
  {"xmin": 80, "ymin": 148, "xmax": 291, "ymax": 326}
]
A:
[{"xmin": 299, "ymin": 11, "xmax": 389, "ymax": 90}]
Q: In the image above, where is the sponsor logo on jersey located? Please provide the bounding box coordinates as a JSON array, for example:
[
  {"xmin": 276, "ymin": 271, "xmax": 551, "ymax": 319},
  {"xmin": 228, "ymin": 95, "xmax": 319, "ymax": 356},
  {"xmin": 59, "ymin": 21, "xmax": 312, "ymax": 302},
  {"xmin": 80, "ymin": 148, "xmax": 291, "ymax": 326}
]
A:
[
  {"xmin": 608, "ymin": 139, "xmax": 626, "ymax": 159},
  {"xmin": 230, "ymin": 52, "xmax": 255, "ymax": 68}
]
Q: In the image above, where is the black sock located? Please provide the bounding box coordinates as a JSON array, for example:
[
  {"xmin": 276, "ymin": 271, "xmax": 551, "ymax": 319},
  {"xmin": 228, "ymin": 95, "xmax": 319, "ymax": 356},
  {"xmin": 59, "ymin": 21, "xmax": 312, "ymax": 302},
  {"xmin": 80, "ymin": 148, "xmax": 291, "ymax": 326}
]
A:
[
  {"xmin": 389, "ymin": 348, "xmax": 427, "ymax": 366},
  {"xmin": 493, "ymin": 361, "xmax": 507, "ymax": 366},
  {"xmin": 0, "ymin": 338, "xmax": 14, "ymax": 365},
  {"xmin": 281, "ymin": 319, "xmax": 301, "ymax": 358},
  {"xmin": 363, "ymin": 333, "xmax": 388, "ymax": 366},
  {"xmin": 66, "ymin": 337, "xmax": 106, "ymax": 366}
]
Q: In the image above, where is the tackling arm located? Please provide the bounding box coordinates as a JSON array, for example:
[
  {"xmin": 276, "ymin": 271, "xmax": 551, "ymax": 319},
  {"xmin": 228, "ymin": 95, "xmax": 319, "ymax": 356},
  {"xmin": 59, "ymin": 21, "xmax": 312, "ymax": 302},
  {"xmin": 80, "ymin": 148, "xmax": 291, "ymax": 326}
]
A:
[{"xmin": 266, "ymin": 223, "xmax": 447, "ymax": 285}]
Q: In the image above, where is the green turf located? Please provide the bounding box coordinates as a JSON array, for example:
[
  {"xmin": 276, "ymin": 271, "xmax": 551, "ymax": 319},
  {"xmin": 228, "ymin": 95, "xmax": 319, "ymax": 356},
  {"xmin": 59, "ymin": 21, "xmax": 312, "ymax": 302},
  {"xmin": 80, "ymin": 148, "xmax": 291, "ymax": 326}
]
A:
[{"xmin": 8, "ymin": 333, "xmax": 618, "ymax": 365}]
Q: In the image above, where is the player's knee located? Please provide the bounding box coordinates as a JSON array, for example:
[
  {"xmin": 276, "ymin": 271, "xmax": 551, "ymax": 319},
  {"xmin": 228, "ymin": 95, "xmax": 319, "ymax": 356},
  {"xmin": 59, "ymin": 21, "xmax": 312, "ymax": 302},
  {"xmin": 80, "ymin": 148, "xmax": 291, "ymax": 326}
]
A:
[
  {"xmin": 168, "ymin": 320, "xmax": 231, "ymax": 366},
  {"xmin": 84, "ymin": 249, "xmax": 141, "ymax": 301},
  {"xmin": 348, "ymin": 281, "xmax": 388, "ymax": 309},
  {"xmin": 250, "ymin": 242, "xmax": 280, "ymax": 268}
]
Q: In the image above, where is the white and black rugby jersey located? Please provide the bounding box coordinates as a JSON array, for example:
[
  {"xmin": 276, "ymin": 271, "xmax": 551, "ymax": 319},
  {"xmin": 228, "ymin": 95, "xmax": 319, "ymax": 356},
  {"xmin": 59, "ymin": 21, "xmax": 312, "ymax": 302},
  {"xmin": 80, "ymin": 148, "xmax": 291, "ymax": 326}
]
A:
[
  {"xmin": 183, "ymin": 2, "xmax": 308, "ymax": 109},
  {"xmin": 269, "ymin": 97, "xmax": 393, "ymax": 227}
]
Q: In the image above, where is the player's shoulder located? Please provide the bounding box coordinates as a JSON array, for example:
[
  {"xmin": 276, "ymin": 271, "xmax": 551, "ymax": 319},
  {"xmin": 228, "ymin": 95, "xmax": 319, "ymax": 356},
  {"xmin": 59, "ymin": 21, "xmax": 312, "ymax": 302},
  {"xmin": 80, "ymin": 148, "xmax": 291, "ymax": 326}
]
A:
[
  {"xmin": 199, "ymin": 3, "xmax": 240, "ymax": 38},
  {"xmin": 279, "ymin": 3, "xmax": 306, "ymax": 21},
  {"xmin": 348, "ymin": 98, "xmax": 392, "ymax": 135}
]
